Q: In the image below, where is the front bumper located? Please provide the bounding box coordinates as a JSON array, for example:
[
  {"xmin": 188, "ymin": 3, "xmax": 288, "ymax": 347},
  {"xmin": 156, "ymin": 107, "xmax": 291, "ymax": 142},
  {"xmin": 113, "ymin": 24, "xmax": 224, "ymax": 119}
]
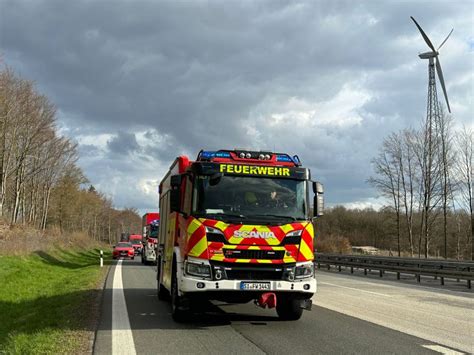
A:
[
  {"xmin": 180, "ymin": 275, "xmax": 317, "ymax": 294},
  {"xmin": 144, "ymin": 249, "xmax": 156, "ymax": 261}
]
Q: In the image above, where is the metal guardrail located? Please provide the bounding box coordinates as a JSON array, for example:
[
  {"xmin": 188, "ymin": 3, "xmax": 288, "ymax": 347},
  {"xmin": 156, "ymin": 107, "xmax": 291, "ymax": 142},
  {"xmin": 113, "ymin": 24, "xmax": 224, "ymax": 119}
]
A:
[{"xmin": 315, "ymin": 253, "xmax": 474, "ymax": 289}]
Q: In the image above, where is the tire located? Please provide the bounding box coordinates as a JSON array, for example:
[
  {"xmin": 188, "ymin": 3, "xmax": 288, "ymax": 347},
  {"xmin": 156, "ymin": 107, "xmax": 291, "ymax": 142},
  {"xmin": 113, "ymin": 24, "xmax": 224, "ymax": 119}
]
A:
[
  {"xmin": 276, "ymin": 296, "xmax": 304, "ymax": 321},
  {"xmin": 131, "ymin": 256, "xmax": 135, "ymax": 260},
  {"xmin": 171, "ymin": 266, "xmax": 188, "ymax": 322}
]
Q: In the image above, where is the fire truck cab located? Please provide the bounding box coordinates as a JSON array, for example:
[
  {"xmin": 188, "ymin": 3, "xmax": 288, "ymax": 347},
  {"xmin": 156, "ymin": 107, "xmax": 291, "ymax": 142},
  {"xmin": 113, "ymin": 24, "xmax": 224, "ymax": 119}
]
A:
[{"xmin": 156, "ymin": 149, "xmax": 324, "ymax": 321}]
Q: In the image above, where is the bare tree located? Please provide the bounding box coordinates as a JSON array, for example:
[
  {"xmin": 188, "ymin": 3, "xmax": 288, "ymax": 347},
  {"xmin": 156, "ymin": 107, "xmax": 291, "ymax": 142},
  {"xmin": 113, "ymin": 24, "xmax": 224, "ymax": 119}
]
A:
[
  {"xmin": 455, "ymin": 125, "xmax": 473, "ymax": 260},
  {"xmin": 369, "ymin": 132, "xmax": 403, "ymax": 256}
]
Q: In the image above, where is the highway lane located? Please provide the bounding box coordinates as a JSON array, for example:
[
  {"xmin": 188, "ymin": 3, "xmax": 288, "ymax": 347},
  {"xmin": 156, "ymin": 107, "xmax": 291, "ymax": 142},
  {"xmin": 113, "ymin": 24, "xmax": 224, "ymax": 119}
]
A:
[
  {"xmin": 94, "ymin": 259, "xmax": 471, "ymax": 354},
  {"xmin": 314, "ymin": 270, "xmax": 474, "ymax": 353}
]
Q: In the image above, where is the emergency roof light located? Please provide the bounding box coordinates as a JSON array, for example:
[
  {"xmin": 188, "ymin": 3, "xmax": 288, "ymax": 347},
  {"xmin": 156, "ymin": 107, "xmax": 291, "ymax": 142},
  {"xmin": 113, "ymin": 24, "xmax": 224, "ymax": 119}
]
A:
[{"xmin": 196, "ymin": 150, "xmax": 302, "ymax": 166}]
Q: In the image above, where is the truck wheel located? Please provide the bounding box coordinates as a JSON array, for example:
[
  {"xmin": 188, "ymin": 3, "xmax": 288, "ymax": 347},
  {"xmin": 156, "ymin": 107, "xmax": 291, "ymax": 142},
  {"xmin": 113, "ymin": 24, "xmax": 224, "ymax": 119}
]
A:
[
  {"xmin": 157, "ymin": 280, "xmax": 168, "ymax": 301},
  {"xmin": 171, "ymin": 271, "xmax": 188, "ymax": 322},
  {"xmin": 276, "ymin": 296, "xmax": 304, "ymax": 321}
]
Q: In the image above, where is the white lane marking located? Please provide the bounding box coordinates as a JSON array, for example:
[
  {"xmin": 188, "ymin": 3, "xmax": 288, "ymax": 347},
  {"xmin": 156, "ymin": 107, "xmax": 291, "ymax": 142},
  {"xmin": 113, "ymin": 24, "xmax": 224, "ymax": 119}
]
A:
[
  {"xmin": 112, "ymin": 259, "xmax": 137, "ymax": 355},
  {"xmin": 422, "ymin": 345, "xmax": 465, "ymax": 354},
  {"xmin": 319, "ymin": 281, "xmax": 391, "ymax": 297}
]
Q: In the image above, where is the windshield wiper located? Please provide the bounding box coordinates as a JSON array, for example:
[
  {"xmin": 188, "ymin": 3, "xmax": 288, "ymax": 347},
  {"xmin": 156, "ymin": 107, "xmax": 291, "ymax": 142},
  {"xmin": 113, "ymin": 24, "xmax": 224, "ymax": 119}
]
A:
[
  {"xmin": 206, "ymin": 212, "xmax": 247, "ymax": 219},
  {"xmin": 252, "ymin": 214, "xmax": 298, "ymax": 221}
]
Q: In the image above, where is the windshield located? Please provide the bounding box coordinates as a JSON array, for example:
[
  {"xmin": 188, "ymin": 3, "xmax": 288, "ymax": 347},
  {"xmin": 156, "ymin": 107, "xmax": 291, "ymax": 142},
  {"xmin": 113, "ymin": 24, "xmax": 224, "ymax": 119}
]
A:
[
  {"xmin": 193, "ymin": 175, "xmax": 308, "ymax": 222},
  {"xmin": 117, "ymin": 242, "xmax": 132, "ymax": 248},
  {"xmin": 130, "ymin": 239, "xmax": 142, "ymax": 245},
  {"xmin": 150, "ymin": 225, "xmax": 159, "ymax": 237}
]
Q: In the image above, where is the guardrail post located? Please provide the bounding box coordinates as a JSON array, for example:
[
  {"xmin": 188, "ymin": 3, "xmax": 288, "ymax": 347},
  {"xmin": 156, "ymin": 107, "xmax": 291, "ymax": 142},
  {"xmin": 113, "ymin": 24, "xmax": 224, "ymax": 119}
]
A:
[
  {"xmin": 397, "ymin": 272, "xmax": 400, "ymax": 280},
  {"xmin": 417, "ymin": 274, "xmax": 421, "ymax": 283},
  {"xmin": 327, "ymin": 264, "xmax": 330, "ymax": 271},
  {"xmin": 468, "ymin": 267, "xmax": 471, "ymax": 289},
  {"xmin": 364, "ymin": 268, "xmax": 367, "ymax": 275},
  {"xmin": 100, "ymin": 250, "xmax": 103, "ymax": 268},
  {"xmin": 350, "ymin": 266, "xmax": 354, "ymax": 274},
  {"xmin": 379, "ymin": 270, "xmax": 383, "ymax": 278},
  {"xmin": 338, "ymin": 265, "xmax": 341, "ymax": 272}
]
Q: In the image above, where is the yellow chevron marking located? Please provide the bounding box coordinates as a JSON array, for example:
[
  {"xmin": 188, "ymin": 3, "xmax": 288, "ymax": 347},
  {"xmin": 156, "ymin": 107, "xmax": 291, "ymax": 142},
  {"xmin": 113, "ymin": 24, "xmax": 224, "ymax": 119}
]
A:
[
  {"xmin": 280, "ymin": 224, "xmax": 294, "ymax": 234},
  {"xmin": 299, "ymin": 239, "xmax": 314, "ymax": 261},
  {"xmin": 188, "ymin": 236, "xmax": 207, "ymax": 257},
  {"xmin": 256, "ymin": 259, "xmax": 273, "ymax": 264},
  {"xmin": 210, "ymin": 254, "xmax": 225, "ymax": 261},
  {"xmin": 233, "ymin": 259, "xmax": 252, "ymax": 263},
  {"xmin": 187, "ymin": 219, "xmax": 202, "ymax": 238},
  {"xmin": 214, "ymin": 221, "xmax": 230, "ymax": 231},
  {"xmin": 305, "ymin": 222, "xmax": 314, "ymax": 239}
]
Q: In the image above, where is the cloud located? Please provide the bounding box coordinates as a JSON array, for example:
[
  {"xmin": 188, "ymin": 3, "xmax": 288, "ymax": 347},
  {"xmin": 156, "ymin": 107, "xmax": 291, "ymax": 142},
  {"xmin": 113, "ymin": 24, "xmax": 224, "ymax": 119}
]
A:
[{"xmin": 1, "ymin": 0, "xmax": 471, "ymax": 210}]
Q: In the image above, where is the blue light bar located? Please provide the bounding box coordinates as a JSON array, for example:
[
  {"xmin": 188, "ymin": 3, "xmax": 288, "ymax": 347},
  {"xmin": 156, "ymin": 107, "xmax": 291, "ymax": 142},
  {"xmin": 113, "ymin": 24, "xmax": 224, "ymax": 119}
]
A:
[
  {"xmin": 200, "ymin": 151, "xmax": 231, "ymax": 159},
  {"xmin": 276, "ymin": 154, "xmax": 293, "ymax": 162}
]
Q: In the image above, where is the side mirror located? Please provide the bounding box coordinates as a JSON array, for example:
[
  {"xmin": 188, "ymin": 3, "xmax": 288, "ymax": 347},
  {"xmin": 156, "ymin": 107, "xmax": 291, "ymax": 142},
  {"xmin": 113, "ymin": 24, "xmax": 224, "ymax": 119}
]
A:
[
  {"xmin": 112, "ymin": 245, "xmax": 116, "ymax": 248},
  {"xmin": 313, "ymin": 181, "xmax": 324, "ymax": 217},
  {"xmin": 170, "ymin": 174, "xmax": 182, "ymax": 213},
  {"xmin": 170, "ymin": 189, "xmax": 181, "ymax": 212},
  {"xmin": 170, "ymin": 174, "xmax": 182, "ymax": 188}
]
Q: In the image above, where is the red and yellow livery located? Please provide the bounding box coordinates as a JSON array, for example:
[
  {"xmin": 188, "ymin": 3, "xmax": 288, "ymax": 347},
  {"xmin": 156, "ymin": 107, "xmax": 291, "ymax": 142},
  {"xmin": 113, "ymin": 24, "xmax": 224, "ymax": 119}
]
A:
[{"xmin": 156, "ymin": 149, "xmax": 324, "ymax": 321}]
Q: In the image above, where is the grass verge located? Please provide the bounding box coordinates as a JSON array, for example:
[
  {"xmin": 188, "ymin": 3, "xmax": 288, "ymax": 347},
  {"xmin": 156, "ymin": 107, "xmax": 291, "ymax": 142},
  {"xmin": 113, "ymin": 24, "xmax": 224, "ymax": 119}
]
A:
[{"xmin": 0, "ymin": 248, "xmax": 111, "ymax": 354}]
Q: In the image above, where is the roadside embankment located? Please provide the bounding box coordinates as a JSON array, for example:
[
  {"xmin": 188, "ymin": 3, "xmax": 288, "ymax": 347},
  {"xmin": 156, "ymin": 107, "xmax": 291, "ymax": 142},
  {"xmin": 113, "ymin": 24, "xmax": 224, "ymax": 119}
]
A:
[{"xmin": 0, "ymin": 226, "xmax": 111, "ymax": 354}]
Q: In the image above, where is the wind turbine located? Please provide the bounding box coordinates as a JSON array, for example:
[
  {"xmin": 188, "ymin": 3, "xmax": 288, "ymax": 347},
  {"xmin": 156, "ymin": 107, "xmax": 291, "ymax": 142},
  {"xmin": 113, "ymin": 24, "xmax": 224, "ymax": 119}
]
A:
[
  {"xmin": 411, "ymin": 16, "xmax": 453, "ymax": 114},
  {"xmin": 411, "ymin": 17, "xmax": 454, "ymax": 259}
]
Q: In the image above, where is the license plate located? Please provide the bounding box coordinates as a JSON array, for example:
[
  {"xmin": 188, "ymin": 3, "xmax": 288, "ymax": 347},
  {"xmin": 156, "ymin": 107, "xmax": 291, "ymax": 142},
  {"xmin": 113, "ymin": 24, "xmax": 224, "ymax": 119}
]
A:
[
  {"xmin": 240, "ymin": 282, "xmax": 271, "ymax": 290},
  {"xmin": 120, "ymin": 252, "xmax": 127, "ymax": 256}
]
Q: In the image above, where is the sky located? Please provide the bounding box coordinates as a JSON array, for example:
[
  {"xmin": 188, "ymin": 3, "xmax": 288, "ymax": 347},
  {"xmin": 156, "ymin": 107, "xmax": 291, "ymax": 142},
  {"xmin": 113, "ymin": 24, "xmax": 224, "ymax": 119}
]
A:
[{"xmin": 1, "ymin": 0, "xmax": 473, "ymax": 215}]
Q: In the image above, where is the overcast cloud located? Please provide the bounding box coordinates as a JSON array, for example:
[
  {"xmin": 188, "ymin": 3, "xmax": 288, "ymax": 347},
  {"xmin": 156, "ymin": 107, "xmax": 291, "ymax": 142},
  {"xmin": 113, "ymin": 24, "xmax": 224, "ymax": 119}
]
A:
[{"xmin": 1, "ymin": 0, "xmax": 472, "ymax": 214}]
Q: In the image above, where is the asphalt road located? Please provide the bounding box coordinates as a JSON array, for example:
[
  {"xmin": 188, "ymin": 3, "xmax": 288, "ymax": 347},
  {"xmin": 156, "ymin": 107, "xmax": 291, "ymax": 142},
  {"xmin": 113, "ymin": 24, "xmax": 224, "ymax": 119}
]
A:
[{"xmin": 94, "ymin": 258, "xmax": 473, "ymax": 355}]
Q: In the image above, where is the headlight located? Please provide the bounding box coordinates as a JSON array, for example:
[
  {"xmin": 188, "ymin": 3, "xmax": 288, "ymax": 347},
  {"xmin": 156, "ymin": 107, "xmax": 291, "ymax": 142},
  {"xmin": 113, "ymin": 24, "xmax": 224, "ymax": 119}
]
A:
[
  {"xmin": 295, "ymin": 262, "xmax": 314, "ymax": 279},
  {"xmin": 185, "ymin": 260, "xmax": 212, "ymax": 279}
]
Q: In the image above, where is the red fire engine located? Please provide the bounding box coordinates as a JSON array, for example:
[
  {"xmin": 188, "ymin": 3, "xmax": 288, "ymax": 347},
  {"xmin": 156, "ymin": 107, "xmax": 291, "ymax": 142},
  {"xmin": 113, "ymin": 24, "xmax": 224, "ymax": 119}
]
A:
[{"xmin": 156, "ymin": 149, "xmax": 324, "ymax": 321}]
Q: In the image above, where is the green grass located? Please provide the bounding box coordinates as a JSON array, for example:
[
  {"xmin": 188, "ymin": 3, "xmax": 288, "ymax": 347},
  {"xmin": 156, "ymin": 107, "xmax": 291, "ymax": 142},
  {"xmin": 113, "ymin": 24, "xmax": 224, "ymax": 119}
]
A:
[{"xmin": 0, "ymin": 248, "xmax": 111, "ymax": 354}]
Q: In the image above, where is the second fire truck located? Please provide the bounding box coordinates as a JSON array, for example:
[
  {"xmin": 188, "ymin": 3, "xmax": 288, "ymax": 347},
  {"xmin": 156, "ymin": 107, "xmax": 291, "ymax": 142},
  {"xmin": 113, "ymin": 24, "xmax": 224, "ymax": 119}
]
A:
[
  {"xmin": 156, "ymin": 149, "xmax": 323, "ymax": 321},
  {"xmin": 142, "ymin": 212, "xmax": 160, "ymax": 265}
]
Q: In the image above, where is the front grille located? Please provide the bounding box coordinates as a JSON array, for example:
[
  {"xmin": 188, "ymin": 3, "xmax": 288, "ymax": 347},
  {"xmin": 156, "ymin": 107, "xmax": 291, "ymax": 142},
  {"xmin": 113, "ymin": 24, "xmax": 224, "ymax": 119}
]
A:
[
  {"xmin": 210, "ymin": 261, "xmax": 295, "ymax": 281},
  {"xmin": 224, "ymin": 249, "xmax": 285, "ymax": 260}
]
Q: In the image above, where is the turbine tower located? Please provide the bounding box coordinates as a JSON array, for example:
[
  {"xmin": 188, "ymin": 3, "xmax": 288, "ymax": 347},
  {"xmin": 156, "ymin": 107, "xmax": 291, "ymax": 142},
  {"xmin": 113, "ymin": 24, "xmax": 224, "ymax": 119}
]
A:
[{"xmin": 411, "ymin": 16, "xmax": 453, "ymax": 258}]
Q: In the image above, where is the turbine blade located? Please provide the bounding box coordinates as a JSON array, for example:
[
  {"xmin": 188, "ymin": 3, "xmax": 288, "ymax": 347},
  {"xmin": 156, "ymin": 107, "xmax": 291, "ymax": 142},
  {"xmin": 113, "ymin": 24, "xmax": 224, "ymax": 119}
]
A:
[
  {"xmin": 435, "ymin": 57, "xmax": 451, "ymax": 113},
  {"xmin": 410, "ymin": 16, "xmax": 436, "ymax": 51},
  {"xmin": 438, "ymin": 28, "xmax": 454, "ymax": 50}
]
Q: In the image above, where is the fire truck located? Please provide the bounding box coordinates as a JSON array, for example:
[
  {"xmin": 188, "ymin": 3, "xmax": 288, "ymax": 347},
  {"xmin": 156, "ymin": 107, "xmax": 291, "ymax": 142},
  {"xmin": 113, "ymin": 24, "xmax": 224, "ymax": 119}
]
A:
[
  {"xmin": 142, "ymin": 212, "xmax": 160, "ymax": 265},
  {"xmin": 156, "ymin": 149, "xmax": 324, "ymax": 321}
]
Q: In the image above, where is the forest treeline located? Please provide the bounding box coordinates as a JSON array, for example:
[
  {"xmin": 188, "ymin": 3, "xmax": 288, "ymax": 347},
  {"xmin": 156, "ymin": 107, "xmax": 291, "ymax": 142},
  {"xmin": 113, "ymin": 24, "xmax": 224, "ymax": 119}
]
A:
[
  {"xmin": 0, "ymin": 66, "xmax": 140, "ymax": 243},
  {"xmin": 317, "ymin": 206, "xmax": 472, "ymax": 260}
]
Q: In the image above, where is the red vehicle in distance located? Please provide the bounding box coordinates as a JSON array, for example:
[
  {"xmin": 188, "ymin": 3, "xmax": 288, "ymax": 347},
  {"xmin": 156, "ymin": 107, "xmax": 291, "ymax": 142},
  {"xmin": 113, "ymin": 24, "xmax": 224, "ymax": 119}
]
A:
[
  {"xmin": 129, "ymin": 234, "xmax": 143, "ymax": 255},
  {"xmin": 113, "ymin": 242, "xmax": 135, "ymax": 260}
]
